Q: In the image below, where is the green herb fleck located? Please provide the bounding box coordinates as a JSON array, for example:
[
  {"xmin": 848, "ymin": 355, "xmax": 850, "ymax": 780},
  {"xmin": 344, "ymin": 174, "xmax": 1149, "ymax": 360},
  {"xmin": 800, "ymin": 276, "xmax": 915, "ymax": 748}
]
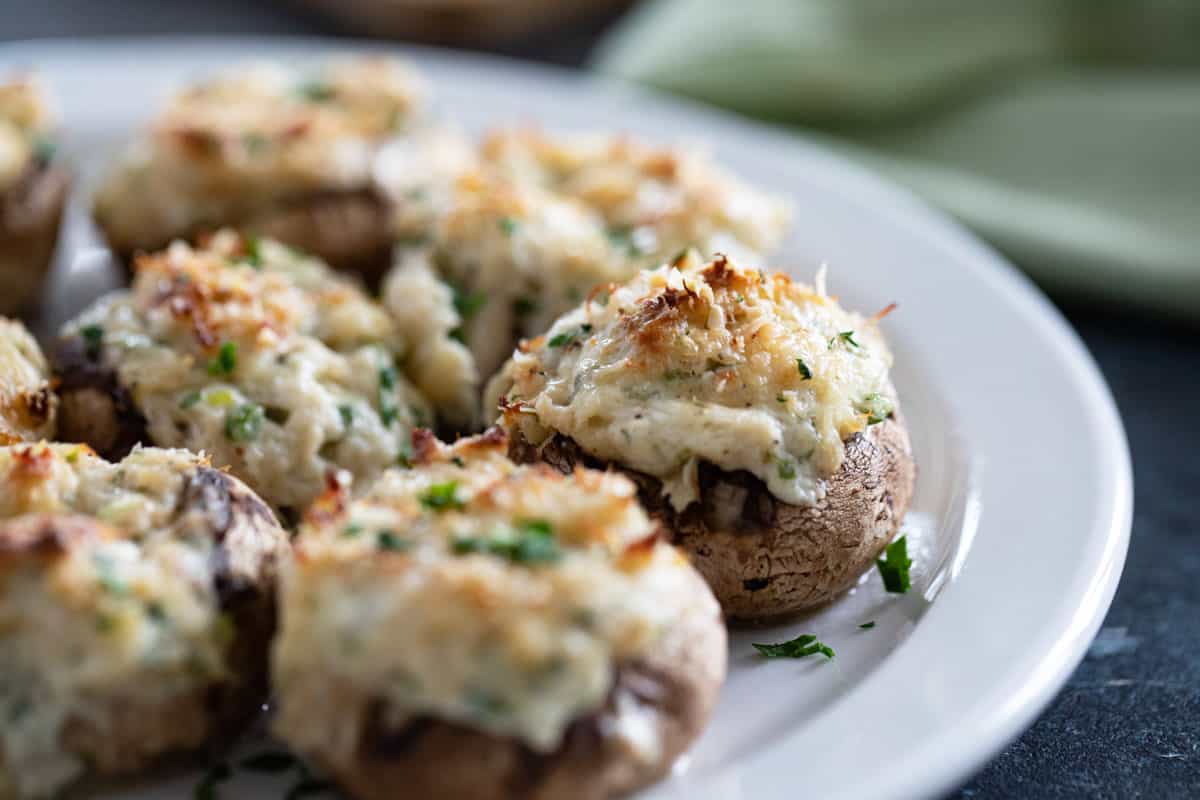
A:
[
  {"xmin": 752, "ymin": 633, "xmax": 835, "ymax": 660},
  {"xmin": 776, "ymin": 393, "xmax": 787, "ymax": 403},
  {"xmin": 450, "ymin": 282, "xmax": 486, "ymax": 321},
  {"xmin": 80, "ymin": 324, "xmax": 104, "ymax": 359},
  {"xmin": 147, "ymin": 602, "xmax": 167, "ymax": 622},
  {"xmin": 859, "ymin": 621, "xmax": 876, "ymax": 630},
  {"xmin": 377, "ymin": 530, "xmax": 410, "ymax": 552},
  {"xmin": 224, "ymin": 403, "xmax": 264, "ymax": 442},
  {"xmin": 855, "ymin": 393, "xmax": 894, "ymax": 425},
  {"xmin": 797, "ymin": 358, "xmax": 812, "ymax": 380},
  {"xmin": 238, "ymin": 751, "xmax": 296, "ymax": 773},
  {"xmin": 837, "ymin": 330, "xmax": 860, "ymax": 348},
  {"xmin": 777, "ymin": 458, "xmax": 797, "ymax": 480},
  {"xmin": 193, "ymin": 762, "xmax": 232, "ymax": 800},
  {"xmin": 241, "ymin": 132, "xmax": 269, "ymax": 154},
  {"xmin": 341, "ymin": 523, "xmax": 364, "ymax": 538},
  {"xmin": 242, "ymin": 236, "xmax": 263, "ymax": 268},
  {"xmin": 31, "ymin": 134, "xmax": 56, "ymax": 163},
  {"xmin": 451, "ymin": 456, "xmax": 465, "ymax": 467},
  {"xmin": 512, "ymin": 296, "xmax": 539, "ymax": 317},
  {"xmin": 453, "ymin": 520, "xmax": 560, "ymax": 565},
  {"xmin": 179, "ymin": 391, "xmax": 201, "ymax": 409},
  {"xmin": 93, "ymin": 553, "xmax": 126, "ymax": 595},
  {"xmin": 296, "ymin": 80, "xmax": 335, "ymax": 102},
  {"xmin": 547, "ymin": 323, "xmax": 593, "ymax": 348},
  {"xmin": 498, "ymin": 216, "xmax": 519, "ymax": 236},
  {"xmin": 338, "ymin": 404, "xmax": 354, "ymax": 428},
  {"xmin": 378, "ymin": 366, "xmax": 400, "ymax": 428},
  {"xmin": 877, "ymin": 536, "xmax": 912, "ymax": 593},
  {"xmin": 420, "ymin": 481, "xmax": 463, "ymax": 511},
  {"xmin": 396, "ymin": 439, "xmax": 413, "ymax": 468},
  {"xmin": 207, "ymin": 341, "xmax": 238, "ymax": 376}
]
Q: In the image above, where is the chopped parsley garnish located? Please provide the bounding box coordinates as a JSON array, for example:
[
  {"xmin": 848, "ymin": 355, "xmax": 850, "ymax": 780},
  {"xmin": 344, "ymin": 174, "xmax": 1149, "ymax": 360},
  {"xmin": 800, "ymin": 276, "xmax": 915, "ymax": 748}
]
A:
[
  {"xmin": 296, "ymin": 80, "xmax": 335, "ymax": 102},
  {"xmin": 605, "ymin": 225, "xmax": 646, "ymax": 256},
  {"xmin": 547, "ymin": 324, "xmax": 593, "ymax": 348},
  {"xmin": 238, "ymin": 751, "xmax": 296, "ymax": 773},
  {"xmin": 241, "ymin": 132, "xmax": 269, "ymax": 154},
  {"xmin": 341, "ymin": 523, "xmax": 364, "ymax": 538},
  {"xmin": 877, "ymin": 536, "xmax": 912, "ymax": 593},
  {"xmin": 419, "ymin": 481, "xmax": 463, "ymax": 511},
  {"xmin": 837, "ymin": 330, "xmax": 860, "ymax": 348},
  {"xmin": 31, "ymin": 134, "xmax": 56, "ymax": 163},
  {"xmin": 855, "ymin": 393, "xmax": 894, "ymax": 425},
  {"xmin": 797, "ymin": 358, "xmax": 812, "ymax": 380},
  {"xmin": 207, "ymin": 341, "xmax": 238, "ymax": 376},
  {"xmin": 777, "ymin": 458, "xmax": 797, "ymax": 480},
  {"xmin": 378, "ymin": 366, "xmax": 400, "ymax": 427},
  {"xmin": 242, "ymin": 236, "xmax": 263, "ymax": 268},
  {"xmin": 179, "ymin": 391, "xmax": 201, "ymax": 409},
  {"xmin": 80, "ymin": 324, "xmax": 104, "ymax": 359},
  {"xmin": 498, "ymin": 216, "xmax": 520, "ymax": 236},
  {"xmin": 450, "ymin": 282, "xmax": 487, "ymax": 320},
  {"xmin": 377, "ymin": 530, "xmax": 410, "ymax": 551},
  {"xmin": 512, "ymin": 296, "xmax": 539, "ymax": 317},
  {"xmin": 859, "ymin": 621, "xmax": 876, "ymax": 630},
  {"xmin": 193, "ymin": 762, "xmax": 232, "ymax": 800},
  {"xmin": 338, "ymin": 404, "xmax": 354, "ymax": 428},
  {"xmin": 224, "ymin": 403, "xmax": 264, "ymax": 442},
  {"xmin": 453, "ymin": 520, "xmax": 560, "ymax": 565},
  {"xmin": 752, "ymin": 633, "xmax": 835, "ymax": 660}
]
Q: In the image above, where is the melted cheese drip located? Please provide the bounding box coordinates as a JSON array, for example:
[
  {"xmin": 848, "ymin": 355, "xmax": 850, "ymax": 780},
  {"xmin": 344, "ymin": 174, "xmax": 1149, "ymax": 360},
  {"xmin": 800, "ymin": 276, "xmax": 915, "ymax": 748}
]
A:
[
  {"xmin": 490, "ymin": 252, "xmax": 896, "ymax": 510},
  {"xmin": 273, "ymin": 436, "xmax": 697, "ymax": 754},
  {"xmin": 63, "ymin": 232, "xmax": 431, "ymax": 512},
  {"xmin": 0, "ymin": 444, "xmax": 236, "ymax": 799}
]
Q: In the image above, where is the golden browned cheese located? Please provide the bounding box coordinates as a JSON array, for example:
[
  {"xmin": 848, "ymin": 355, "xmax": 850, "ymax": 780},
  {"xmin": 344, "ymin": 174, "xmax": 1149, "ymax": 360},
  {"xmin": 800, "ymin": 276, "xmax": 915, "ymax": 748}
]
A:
[
  {"xmin": 59, "ymin": 231, "xmax": 432, "ymax": 512},
  {"xmin": 489, "ymin": 252, "xmax": 898, "ymax": 510}
]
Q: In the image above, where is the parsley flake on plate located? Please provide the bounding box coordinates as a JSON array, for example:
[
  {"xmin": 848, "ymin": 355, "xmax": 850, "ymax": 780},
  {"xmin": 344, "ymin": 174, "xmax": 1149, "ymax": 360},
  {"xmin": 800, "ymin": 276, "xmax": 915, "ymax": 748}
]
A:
[
  {"xmin": 752, "ymin": 633, "xmax": 835, "ymax": 660},
  {"xmin": 877, "ymin": 535, "xmax": 912, "ymax": 593}
]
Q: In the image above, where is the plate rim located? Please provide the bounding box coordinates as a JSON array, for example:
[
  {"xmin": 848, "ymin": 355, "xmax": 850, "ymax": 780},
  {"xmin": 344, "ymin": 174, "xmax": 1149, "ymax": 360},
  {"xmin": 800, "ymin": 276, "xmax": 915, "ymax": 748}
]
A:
[{"xmin": 0, "ymin": 35, "xmax": 1134, "ymax": 800}]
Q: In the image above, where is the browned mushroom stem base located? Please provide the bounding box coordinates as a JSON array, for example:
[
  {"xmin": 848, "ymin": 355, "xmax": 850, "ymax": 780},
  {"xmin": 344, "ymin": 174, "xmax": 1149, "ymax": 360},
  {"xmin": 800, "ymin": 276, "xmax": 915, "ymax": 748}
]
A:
[
  {"xmin": 0, "ymin": 161, "xmax": 69, "ymax": 316},
  {"xmin": 509, "ymin": 418, "xmax": 916, "ymax": 621},
  {"xmin": 51, "ymin": 334, "xmax": 148, "ymax": 460}
]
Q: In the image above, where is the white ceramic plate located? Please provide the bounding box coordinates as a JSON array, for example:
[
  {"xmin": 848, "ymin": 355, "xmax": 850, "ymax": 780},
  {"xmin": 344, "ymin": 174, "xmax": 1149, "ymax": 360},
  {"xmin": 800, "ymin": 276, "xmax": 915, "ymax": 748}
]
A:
[{"xmin": 0, "ymin": 38, "xmax": 1132, "ymax": 800}]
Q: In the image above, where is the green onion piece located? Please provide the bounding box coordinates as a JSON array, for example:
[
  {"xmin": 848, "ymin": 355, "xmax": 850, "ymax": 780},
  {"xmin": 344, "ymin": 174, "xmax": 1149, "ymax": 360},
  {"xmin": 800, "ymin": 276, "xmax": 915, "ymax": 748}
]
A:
[
  {"xmin": 207, "ymin": 341, "xmax": 238, "ymax": 376},
  {"xmin": 797, "ymin": 358, "xmax": 812, "ymax": 380},
  {"xmin": 420, "ymin": 481, "xmax": 463, "ymax": 511},
  {"xmin": 225, "ymin": 403, "xmax": 264, "ymax": 442}
]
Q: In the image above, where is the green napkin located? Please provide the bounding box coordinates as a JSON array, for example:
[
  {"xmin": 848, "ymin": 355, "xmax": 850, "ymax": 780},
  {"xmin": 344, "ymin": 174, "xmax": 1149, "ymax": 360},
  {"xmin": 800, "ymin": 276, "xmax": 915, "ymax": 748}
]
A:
[{"xmin": 593, "ymin": 0, "xmax": 1200, "ymax": 317}]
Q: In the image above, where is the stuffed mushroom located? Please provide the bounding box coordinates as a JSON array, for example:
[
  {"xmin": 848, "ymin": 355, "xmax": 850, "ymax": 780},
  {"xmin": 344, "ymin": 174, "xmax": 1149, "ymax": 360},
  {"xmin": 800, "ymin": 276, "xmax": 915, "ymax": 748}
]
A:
[
  {"xmin": 0, "ymin": 442, "xmax": 289, "ymax": 799},
  {"xmin": 53, "ymin": 231, "xmax": 433, "ymax": 518},
  {"xmin": 380, "ymin": 129, "xmax": 791, "ymax": 432},
  {"xmin": 488, "ymin": 251, "xmax": 915, "ymax": 620},
  {"xmin": 0, "ymin": 318, "xmax": 56, "ymax": 444},
  {"xmin": 272, "ymin": 429, "xmax": 726, "ymax": 800},
  {"xmin": 0, "ymin": 76, "xmax": 68, "ymax": 316},
  {"xmin": 93, "ymin": 57, "xmax": 427, "ymax": 281}
]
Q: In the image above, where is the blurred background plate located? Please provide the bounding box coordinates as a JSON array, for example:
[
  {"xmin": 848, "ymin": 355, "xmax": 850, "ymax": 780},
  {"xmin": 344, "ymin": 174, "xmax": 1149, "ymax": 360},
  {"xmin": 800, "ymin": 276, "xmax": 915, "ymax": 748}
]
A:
[{"xmin": 0, "ymin": 38, "xmax": 1132, "ymax": 800}]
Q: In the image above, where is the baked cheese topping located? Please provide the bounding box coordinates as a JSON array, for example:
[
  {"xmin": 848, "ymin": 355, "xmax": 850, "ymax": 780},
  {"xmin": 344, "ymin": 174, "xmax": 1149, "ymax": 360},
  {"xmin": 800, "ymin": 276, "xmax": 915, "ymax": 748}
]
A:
[
  {"xmin": 0, "ymin": 77, "xmax": 54, "ymax": 194},
  {"xmin": 380, "ymin": 129, "xmax": 791, "ymax": 429},
  {"xmin": 62, "ymin": 231, "xmax": 431, "ymax": 513},
  {"xmin": 489, "ymin": 252, "xmax": 897, "ymax": 510},
  {"xmin": 0, "ymin": 318, "xmax": 56, "ymax": 445},
  {"xmin": 273, "ymin": 431, "xmax": 699, "ymax": 755},
  {"xmin": 0, "ymin": 444, "xmax": 245, "ymax": 799},
  {"xmin": 93, "ymin": 57, "xmax": 425, "ymax": 247},
  {"xmin": 481, "ymin": 129, "xmax": 791, "ymax": 267}
]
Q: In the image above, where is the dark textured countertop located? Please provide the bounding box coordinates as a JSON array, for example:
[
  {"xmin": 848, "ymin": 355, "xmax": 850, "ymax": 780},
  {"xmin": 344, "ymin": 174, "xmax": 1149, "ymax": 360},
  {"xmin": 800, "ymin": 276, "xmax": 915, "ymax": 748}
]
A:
[{"xmin": 4, "ymin": 3, "xmax": 1198, "ymax": 797}]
